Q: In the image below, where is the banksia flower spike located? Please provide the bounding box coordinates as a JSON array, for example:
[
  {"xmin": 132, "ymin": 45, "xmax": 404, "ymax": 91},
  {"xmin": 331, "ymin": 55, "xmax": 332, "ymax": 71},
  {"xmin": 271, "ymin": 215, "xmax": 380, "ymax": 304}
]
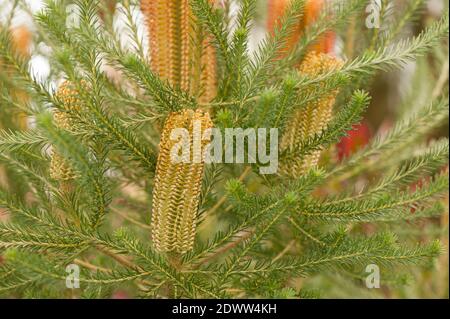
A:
[
  {"xmin": 49, "ymin": 81, "xmax": 85, "ymax": 185},
  {"xmin": 151, "ymin": 109, "xmax": 213, "ymax": 253},
  {"xmin": 267, "ymin": 0, "xmax": 335, "ymax": 55},
  {"xmin": 11, "ymin": 25, "xmax": 32, "ymax": 57},
  {"xmin": 10, "ymin": 25, "xmax": 32, "ymax": 130},
  {"xmin": 267, "ymin": 0, "xmax": 302, "ymax": 55},
  {"xmin": 280, "ymin": 51, "xmax": 343, "ymax": 178},
  {"xmin": 49, "ymin": 151, "xmax": 77, "ymax": 182},
  {"xmin": 141, "ymin": 0, "xmax": 217, "ymax": 103}
]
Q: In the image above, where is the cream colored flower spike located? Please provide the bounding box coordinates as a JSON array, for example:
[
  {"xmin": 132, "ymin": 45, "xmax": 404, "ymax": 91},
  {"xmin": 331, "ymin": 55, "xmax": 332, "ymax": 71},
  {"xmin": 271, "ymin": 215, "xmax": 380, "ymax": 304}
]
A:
[
  {"xmin": 280, "ymin": 51, "xmax": 344, "ymax": 178},
  {"xmin": 151, "ymin": 109, "xmax": 213, "ymax": 253},
  {"xmin": 50, "ymin": 81, "xmax": 85, "ymax": 183},
  {"xmin": 53, "ymin": 81, "xmax": 86, "ymax": 132}
]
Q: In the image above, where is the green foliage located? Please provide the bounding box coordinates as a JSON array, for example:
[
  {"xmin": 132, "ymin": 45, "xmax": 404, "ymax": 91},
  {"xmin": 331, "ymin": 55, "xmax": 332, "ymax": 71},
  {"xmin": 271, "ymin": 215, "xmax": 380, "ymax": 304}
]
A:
[{"xmin": 0, "ymin": 0, "xmax": 448, "ymax": 298}]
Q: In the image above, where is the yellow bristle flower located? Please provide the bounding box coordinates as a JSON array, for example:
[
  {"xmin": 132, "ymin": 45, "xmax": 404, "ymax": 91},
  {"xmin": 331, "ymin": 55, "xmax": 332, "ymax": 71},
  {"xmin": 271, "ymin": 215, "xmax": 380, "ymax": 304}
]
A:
[
  {"xmin": 53, "ymin": 80, "xmax": 86, "ymax": 132},
  {"xmin": 49, "ymin": 151, "xmax": 77, "ymax": 182},
  {"xmin": 151, "ymin": 109, "xmax": 213, "ymax": 253},
  {"xmin": 50, "ymin": 81, "xmax": 85, "ymax": 183},
  {"xmin": 141, "ymin": 0, "xmax": 217, "ymax": 103},
  {"xmin": 280, "ymin": 51, "xmax": 343, "ymax": 178}
]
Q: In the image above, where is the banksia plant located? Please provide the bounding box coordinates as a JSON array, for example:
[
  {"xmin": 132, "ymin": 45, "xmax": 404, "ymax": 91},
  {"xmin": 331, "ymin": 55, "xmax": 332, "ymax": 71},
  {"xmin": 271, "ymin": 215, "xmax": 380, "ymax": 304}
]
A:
[
  {"xmin": 0, "ymin": 0, "xmax": 449, "ymax": 300},
  {"xmin": 152, "ymin": 109, "xmax": 213, "ymax": 253},
  {"xmin": 280, "ymin": 51, "xmax": 343, "ymax": 177}
]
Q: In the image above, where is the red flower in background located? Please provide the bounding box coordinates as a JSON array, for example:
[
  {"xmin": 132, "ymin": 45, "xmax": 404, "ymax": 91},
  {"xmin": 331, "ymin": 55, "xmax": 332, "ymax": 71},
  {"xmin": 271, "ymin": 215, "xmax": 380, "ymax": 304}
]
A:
[
  {"xmin": 112, "ymin": 290, "xmax": 129, "ymax": 299},
  {"xmin": 337, "ymin": 122, "xmax": 372, "ymax": 160}
]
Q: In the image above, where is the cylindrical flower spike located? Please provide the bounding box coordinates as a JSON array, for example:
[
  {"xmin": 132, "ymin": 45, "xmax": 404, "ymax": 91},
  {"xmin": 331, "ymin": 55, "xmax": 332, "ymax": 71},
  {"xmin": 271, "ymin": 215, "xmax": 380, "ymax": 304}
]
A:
[
  {"xmin": 141, "ymin": 0, "xmax": 217, "ymax": 102},
  {"xmin": 280, "ymin": 51, "xmax": 343, "ymax": 178},
  {"xmin": 267, "ymin": 0, "xmax": 302, "ymax": 55},
  {"xmin": 151, "ymin": 109, "xmax": 213, "ymax": 253},
  {"xmin": 10, "ymin": 25, "xmax": 32, "ymax": 130},
  {"xmin": 11, "ymin": 25, "xmax": 32, "ymax": 57},
  {"xmin": 49, "ymin": 151, "xmax": 77, "ymax": 181},
  {"xmin": 49, "ymin": 81, "xmax": 85, "ymax": 184},
  {"xmin": 267, "ymin": 0, "xmax": 335, "ymax": 55},
  {"xmin": 198, "ymin": 35, "xmax": 217, "ymax": 104}
]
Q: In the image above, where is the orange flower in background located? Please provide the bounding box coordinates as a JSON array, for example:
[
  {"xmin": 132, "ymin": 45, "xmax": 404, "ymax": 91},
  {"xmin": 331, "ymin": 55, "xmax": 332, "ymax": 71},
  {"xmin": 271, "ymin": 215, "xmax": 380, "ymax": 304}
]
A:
[
  {"xmin": 267, "ymin": 0, "xmax": 335, "ymax": 56},
  {"xmin": 300, "ymin": 0, "xmax": 335, "ymax": 53},
  {"xmin": 267, "ymin": 0, "xmax": 302, "ymax": 55},
  {"xmin": 10, "ymin": 25, "xmax": 32, "ymax": 129},
  {"xmin": 267, "ymin": 0, "xmax": 291, "ymax": 33},
  {"xmin": 11, "ymin": 25, "xmax": 32, "ymax": 57}
]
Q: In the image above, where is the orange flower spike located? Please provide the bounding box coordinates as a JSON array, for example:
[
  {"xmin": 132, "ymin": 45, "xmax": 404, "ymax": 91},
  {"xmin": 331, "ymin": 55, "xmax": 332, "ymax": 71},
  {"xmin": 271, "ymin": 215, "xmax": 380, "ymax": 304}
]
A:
[
  {"xmin": 141, "ymin": 0, "xmax": 217, "ymax": 102},
  {"xmin": 267, "ymin": 0, "xmax": 302, "ymax": 57},
  {"xmin": 267, "ymin": 0, "xmax": 290, "ymax": 33},
  {"xmin": 301, "ymin": 0, "xmax": 335, "ymax": 54},
  {"xmin": 11, "ymin": 25, "xmax": 32, "ymax": 57},
  {"xmin": 267, "ymin": 0, "xmax": 335, "ymax": 55},
  {"xmin": 9, "ymin": 25, "xmax": 32, "ymax": 129}
]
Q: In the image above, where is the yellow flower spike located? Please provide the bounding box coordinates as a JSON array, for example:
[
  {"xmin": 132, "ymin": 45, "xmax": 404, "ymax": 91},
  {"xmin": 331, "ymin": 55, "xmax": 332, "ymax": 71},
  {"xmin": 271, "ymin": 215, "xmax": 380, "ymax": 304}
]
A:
[
  {"xmin": 151, "ymin": 109, "xmax": 213, "ymax": 253},
  {"xmin": 280, "ymin": 51, "xmax": 343, "ymax": 178},
  {"xmin": 50, "ymin": 81, "xmax": 86, "ymax": 184},
  {"xmin": 49, "ymin": 151, "xmax": 77, "ymax": 182},
  {"xmin": 53, "ymin": 80, "xmax": 86, "ymax": 133},
  {"xmin": 141, "ymin": 0, "xmax": 217, "ymax": 102}
]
